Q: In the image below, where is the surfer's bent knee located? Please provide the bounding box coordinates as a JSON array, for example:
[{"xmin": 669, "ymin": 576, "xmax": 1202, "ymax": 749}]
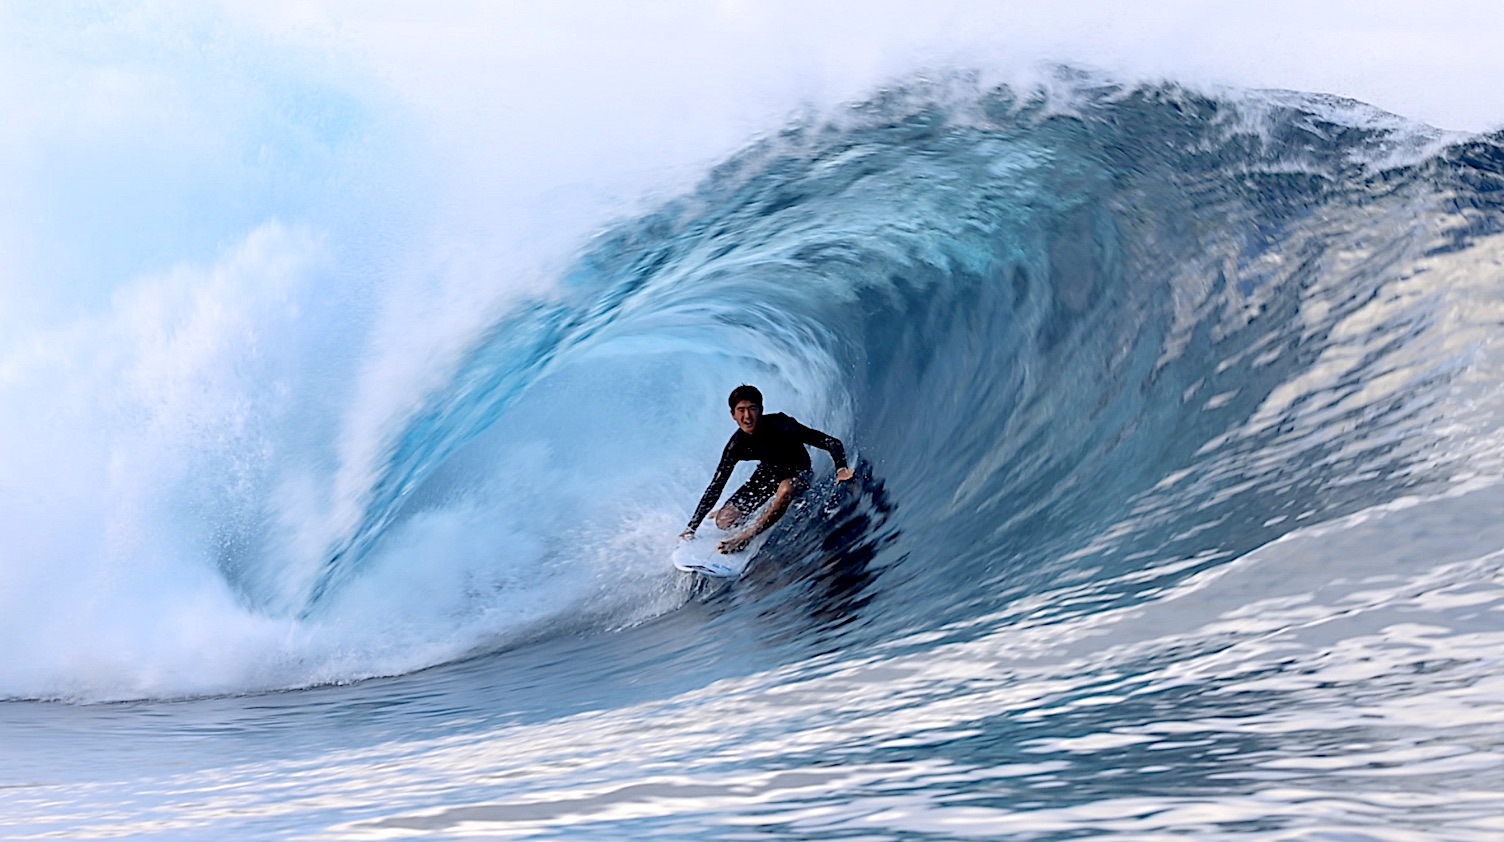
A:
[{"xmin": 714, "ymin": 504, "xmax": 741, "ymax": 530}]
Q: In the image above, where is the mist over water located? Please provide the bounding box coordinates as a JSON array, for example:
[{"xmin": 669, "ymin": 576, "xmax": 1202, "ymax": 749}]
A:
[{"xmin": 3, "ymin": 3, "xmax": 1504, "ymax": 839}]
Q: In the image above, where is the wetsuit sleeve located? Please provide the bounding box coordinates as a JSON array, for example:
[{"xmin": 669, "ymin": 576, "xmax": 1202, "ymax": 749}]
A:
[
  {"xmin": 792, "ymin": 419, "xmax": 847, "ymax": 471},
  {"xmin": 687, "ymin": 438, "xmax": 739, "ymax": 532}
]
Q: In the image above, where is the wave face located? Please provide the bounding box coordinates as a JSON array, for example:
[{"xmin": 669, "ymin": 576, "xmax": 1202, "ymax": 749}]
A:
[
  {"xmin": 5, "ymin": 72, "xmax": 1504, "ymax": 839},
  {"xmin": 4, "ymin": 73, "xmax": 1504, "ymax": 693},
  {"xmin": 286, "ymin": 76, "xmax": 1504, "ymax": 651}
]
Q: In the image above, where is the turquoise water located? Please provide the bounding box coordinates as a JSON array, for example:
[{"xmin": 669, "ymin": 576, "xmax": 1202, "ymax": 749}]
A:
[{"xmin": 3, "ymin": 9, "xmax": 1504, "ymax": 839}]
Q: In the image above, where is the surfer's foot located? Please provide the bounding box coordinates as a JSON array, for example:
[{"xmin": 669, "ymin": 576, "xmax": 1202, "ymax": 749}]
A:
[{"xmin": 718, "ymin": 532, "xmax": 752, "ymax": 554}]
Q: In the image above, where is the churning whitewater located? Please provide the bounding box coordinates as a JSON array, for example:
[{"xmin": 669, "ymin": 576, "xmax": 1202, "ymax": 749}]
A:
[{"xmin": 4, "ymin": 70, "xmax": 1504, "ymax": 839}]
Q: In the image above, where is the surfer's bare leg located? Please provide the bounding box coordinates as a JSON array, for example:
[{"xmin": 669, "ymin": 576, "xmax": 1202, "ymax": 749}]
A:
[{"xmin": 719, "ymin": 479, "xmax": 794, "ymax": 554}]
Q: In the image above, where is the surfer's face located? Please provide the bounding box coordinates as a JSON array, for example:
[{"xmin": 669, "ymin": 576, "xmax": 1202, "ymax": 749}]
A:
[{"xmin": 731, "ymin": 400, "xmax": 761, "ymax": 434}]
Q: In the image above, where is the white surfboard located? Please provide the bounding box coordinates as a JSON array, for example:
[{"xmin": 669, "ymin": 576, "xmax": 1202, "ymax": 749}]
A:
[{"xmin": 671, "ymin": 532, "xmax": 763, "ymax": 579}]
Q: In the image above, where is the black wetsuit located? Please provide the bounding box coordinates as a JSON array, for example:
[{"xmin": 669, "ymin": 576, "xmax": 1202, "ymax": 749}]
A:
[{"xmin": 687, "ymin": 413, "xmax": 847, "ymax": 532}]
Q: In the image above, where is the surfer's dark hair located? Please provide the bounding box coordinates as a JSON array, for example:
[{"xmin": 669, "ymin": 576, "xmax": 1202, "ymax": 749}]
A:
[{"xmin": 728, "ymin": 384, "xmax": 763, "ymax": 410}]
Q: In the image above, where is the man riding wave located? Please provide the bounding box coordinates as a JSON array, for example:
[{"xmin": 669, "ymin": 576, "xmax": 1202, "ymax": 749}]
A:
[{"xmin": 680, "ymin": 385, "xmax": 855, "ymax": 553}]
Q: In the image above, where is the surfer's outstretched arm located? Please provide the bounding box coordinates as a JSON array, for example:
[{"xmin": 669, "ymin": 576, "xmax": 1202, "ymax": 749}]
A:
[
  {"xmin": 791, "ymin": 418, "xmax": 855, "ymax": 481},
  {"xmin": 682, "ymin": 441, "xmax": 737, "ymax": 539}
]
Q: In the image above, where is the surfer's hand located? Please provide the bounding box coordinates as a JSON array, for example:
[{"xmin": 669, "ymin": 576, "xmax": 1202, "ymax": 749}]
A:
[
  {"xmin": 679, "ymin": 528, "xmax": 695, "ymax": 541},
  {"xmin": 835, "ymin": 467, "xmax": 855, "ymax": 482},
  {"xmin": 718, "ymin": 533, "xmax": 751, "ymax": 554}
]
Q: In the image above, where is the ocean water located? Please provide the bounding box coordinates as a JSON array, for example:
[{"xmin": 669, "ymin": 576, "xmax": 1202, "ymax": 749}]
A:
[{"xmin": 4, "ymin": 6, "xmax": 1504, "ymax": 840}]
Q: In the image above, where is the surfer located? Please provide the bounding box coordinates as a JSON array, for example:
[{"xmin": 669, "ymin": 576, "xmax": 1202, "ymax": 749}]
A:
[{"xmin": 680, "ymin": 385, "xmax": 855, "ymax": 553}]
